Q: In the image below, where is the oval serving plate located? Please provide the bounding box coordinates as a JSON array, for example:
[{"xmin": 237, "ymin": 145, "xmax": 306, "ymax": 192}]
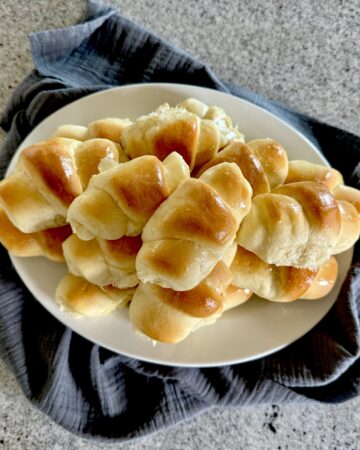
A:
[{"xmin": 7, "ymin": 83, "xmax": 353, "ymax": 367}]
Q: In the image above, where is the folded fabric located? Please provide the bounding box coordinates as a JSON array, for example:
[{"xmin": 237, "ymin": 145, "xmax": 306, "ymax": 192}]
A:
[{"xmin": 0, "ymin": 0, "xmax": 359, "ymax": 442}]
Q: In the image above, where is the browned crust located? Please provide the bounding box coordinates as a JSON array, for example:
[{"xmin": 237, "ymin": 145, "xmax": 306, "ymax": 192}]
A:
[
  {"xmin": 38, "ymin": 225, "xmax": 72, "ymax": 260},
  {"xmin": 286, "ymin": 160, "xmax": 343, "ymax": 191},
  {"xmin": 151, "ymin": 118, "xmax": 199, "ymax": 168},
  {"xmin": 139, "ymin": 240, "xmax": 199, "ymax": 279},
  {"xmin": 87, "ymin": 118, "xmax": 132, "ymax": 143},
  {"xmin": 302, "ymin": 257, "xmax": 338, "ymax": 300},
  {"xmin": 160, "ymin": 180, "xmax": 237, "ymax": 246},
  {"xmin": 157, "ymin": 283, "xmax": 223, "ymax": 318},
  {"xmin": 75, "ymin": 139, "xmax": 119, "ymax": 189},
  {"xmin": 108, "ymin": 157, "xmax": 171, "ymax": 219},
  {"xmin": 102, "ymin": 235, "xmax": 143, "ymax": 259},
  {"xmin": 150, "ymin": 261, "xmax": 231, "ymax": 318},
  {"xmin": 332, "ymin": 185, "xmax": 360, "ymax": 215},
  {"xmin": 21, "ymin": 138, "xmax": 82, "ymax": 207},
  {"xmin": 273, "ymin": 181, "xmax": 341, "ymax": 234},
  {"xmin": 0, "ymin": 207, "xmax": 71, "ymax": 261},
  {"xmin": 196, "ymin": 141, "xmax": 269, "ymax": 196},
  {"xmin": 231, "ymin": 246, "xmax": 318, "ymax": 302}
]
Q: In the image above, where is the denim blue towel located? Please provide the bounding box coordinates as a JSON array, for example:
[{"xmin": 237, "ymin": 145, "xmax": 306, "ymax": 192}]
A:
[{"xmin": 0, "ymin": 0, "xmax": 359, "ymax": 442}]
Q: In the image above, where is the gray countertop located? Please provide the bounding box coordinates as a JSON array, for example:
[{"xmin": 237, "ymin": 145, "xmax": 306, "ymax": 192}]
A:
[{"xmin": 0, "ymin": 1, "xmax": 359, "ymax": 449}]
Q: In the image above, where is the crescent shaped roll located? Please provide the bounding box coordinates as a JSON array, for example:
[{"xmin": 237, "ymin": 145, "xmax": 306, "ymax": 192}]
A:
[{"xmin": 136, "ymin": 162, "xmax": 252, "ymax": 291}]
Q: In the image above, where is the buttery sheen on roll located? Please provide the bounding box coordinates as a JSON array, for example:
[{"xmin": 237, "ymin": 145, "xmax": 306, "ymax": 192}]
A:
[
  {"xmin": 63, "ymin": 233, "xmax": 141, "ymax": 288},
  {"xmin": 237, "ymin": 181, "xmax": 343, "ymax": 268},
  {"xmin": 230, "ymin": 246, "xmax": 338, "ymax": 302},
  {"xmin": 130, "ymin": 261, "xmax": 233, "ymax": 344},
  {"xmin": 177, "ymin": 98, "xmax": 245, "ymax": 158},
  {"xmin": 56, "ymin": 273, "xmax": 135, "ymax": 317},
  {"xmin": 67, "ymin": 152, "xmax": 190, "ymax": 240},
  {"xmin": 53, "ymin": 117, "xmax": 133, "ymax": 144},
  {"xmin": 0, "ymin": 137, "xmax": 123, "ymax": 233},
  {"xmin": 196, "ymin": 139, "xmax": 288, "ymax": 196},
  {"xmin": 136, "ymin": 162, "xmax": 252, "ymax": 291},
  {"xmin": 0, "ymin": 206, "xmax": 71, "ymax": 261},
  {"xmin": 121, "ymin": 102, "xmax": 245, "ymax": 171}
]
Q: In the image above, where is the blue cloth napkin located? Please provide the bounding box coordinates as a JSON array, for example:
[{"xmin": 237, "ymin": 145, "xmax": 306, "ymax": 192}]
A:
[{"xmin": 0, "ymin": 0, "xmax": 359, "ymax": 442}]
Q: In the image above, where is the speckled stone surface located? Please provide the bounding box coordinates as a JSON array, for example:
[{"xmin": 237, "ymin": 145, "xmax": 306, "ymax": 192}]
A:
[{"xmin": 0, "ymin": 0, "xmax": 359, "ymax": 449}]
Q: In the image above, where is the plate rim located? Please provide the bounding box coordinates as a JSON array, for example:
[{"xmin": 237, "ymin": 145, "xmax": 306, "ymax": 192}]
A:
[{"xmin": 6, "ymin": 82, "xmax": 352, "ymax": 367}]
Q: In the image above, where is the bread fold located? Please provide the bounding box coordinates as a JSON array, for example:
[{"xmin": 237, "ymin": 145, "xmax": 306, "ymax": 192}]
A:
[{"xmin": 136, "ymin": 162, "xmax": 252, "ymax": 291}]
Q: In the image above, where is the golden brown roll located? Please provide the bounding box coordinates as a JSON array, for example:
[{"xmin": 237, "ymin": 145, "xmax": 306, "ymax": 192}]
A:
[
  {"xmin": 332, "ymin": 184, "xmax": 360, "ymax": 215},
  {"xmin": 129, "ymin": 261, "xmax": 233, "ymax": 344},
  {"xmin": 121, "ymin": 103, "xmax": 240, "ymax": 170},
  {"xmin": 301, "ymin": 257, "xmax": 338, "ymax": 300},
  {"xmin": 284, "ymin": 161, "xmax": 360, "ymax": 248},
  {"xmin": 0, "ymin": 137, "xmax": 129, "ymax": 233},
  {"xmin": 67, "ymin": 152, "xmax": 190, "ymax": 241},
  {"xmin": 333, "ymin": 200, "xmax": 360, "ymax": 254},
  {"xmin": 55, "ymin": 273, "xmax": 134, "ymax": 317},
  {"xmin": 177, "ymin": 99, "xmax": 224, "ymax": 167},
  {"xmin": 74, "ymin": 138, "xmax": 127, "ymax": 189},
  {"xmin": 87, "ymin": 117, "xmax": 133, "ymax": 143},
  {"xmin": 177, "ymin": 98, "xmax": 245, "ymax": 149},
  {"xmin": 237, "ymin": 181, "xmax": 342, "ymax": 268},
  {"xmin": 285, "ymin": 160, "xmax": 344, "ymax": 191},
  {"xmin": 174, "ymin": 100, "xmax": 232, "ymax": 167},
  {"xmin": 121, "ymin": 104, "xmax": 200, "ymax": 170},
  {"xmin": 196, "ymin": 139, "xmax": 288, "ymax": 196},
  {"xmin": 0, "ymin": 138, "xmax": 83, "ymax": 232},
  {"xmin": 63, "ymin": 233, "xmax": 141, "ymax": 288},
  {"xmin": 53, "ymin": 117, "xmax": 133, "ymax": 142},
  {"xmin": 223, "ymin": 285, "xmax": 253, "ymax": 310},
  {"xmin": 177, "ymin": 98, "xmax": 209, "ymax": 118},
  {"xmin": 0, "ymin": 206, "xmax": 71, "ymax": 261},
  {"xmin": 52, "ymin": 124, "xmax": 89, "ymax": 141},
  {"xmin": 221, "ymin": 241, "xmax": 253, "ymax": 310},
  {"xmin": 136, "ymin": 162, "xmax": 252, "ymax": 291},
  {"xmin": 246, "ymin": 139, "xmax": 289, "ymax": 190},
  {"xmin": 230, "ymin": 246, "xmax": 337, "ymax": 302}
]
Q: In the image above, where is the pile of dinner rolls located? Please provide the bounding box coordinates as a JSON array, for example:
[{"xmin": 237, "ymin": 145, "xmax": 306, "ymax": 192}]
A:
[{"xmin": 0, "ymin": 98, "xmax": 359, "ymax": 343}]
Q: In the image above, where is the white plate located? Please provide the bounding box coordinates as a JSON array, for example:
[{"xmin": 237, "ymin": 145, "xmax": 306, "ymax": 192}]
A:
[{"xmin": 7, "ymin": 83, "xmax": 353, "ymax": 367}]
